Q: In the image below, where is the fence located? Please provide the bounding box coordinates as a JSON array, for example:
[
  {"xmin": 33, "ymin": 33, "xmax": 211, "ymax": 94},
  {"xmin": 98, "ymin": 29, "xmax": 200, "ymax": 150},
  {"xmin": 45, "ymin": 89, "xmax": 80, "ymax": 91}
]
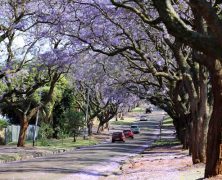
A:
[{"xmin": 0, "ymin": 125, "xmax": 39, "ymax": 145}]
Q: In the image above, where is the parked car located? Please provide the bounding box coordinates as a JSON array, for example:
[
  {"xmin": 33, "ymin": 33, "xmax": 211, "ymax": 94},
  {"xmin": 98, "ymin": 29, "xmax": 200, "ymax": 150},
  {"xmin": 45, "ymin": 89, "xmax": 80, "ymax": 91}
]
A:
[
  {"xmin": 130, "ymin": 125, "xmax": 140, "ymax": 134},
  {"xmin": 140, "ymin": 115, "xmax": 148, "ymax": 121},
  {"xmin": 123, "ymin": 129, "xmax": 134, "ymax": 139},
  {"xmin": 112, "ymin": 132, "xmax": 125, "ymax": 143}
]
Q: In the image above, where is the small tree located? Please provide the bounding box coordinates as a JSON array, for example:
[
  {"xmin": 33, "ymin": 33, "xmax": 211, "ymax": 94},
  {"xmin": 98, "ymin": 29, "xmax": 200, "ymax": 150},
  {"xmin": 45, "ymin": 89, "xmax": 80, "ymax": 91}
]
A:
[
  {"xmin": 63, "ymin": 110, "xmax": 85, "ymax": 142},
  {"xmin": 38, "ymin": 122, "xmax": 54, "ymax": 146},
  {"xmin": 0, "ymin": 119, "xmax": 8, "ymax": 128}
]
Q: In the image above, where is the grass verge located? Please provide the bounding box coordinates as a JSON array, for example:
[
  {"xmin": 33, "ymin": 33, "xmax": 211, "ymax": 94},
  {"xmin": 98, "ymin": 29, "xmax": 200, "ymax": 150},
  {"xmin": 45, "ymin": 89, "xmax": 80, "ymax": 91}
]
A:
[
  {"xmin": 8, "ymin": 137, "xmax": 98, "ymax": 150},
  {"xmin": 0, "ymin": 154, "xmax": 19, "ymax": 162},
  {"xmin": 152, "ymin": 138, "xmax": 181, "ymax": 147},
  {"xmin": 110, "ymin": 117, "xmax": 136, "ymax": 126},
  {"xmin": 130, "ymin": 107, "xmax": 144, "ymax": 113},
  {"xmin": 162, "ymin": 116, "xmax": 173, "ymax": 127},
  {"xmin": 2, "ymin": 137, "xmax": 99, "ymax": 163},
  {"xmin": 151, "ymin": 116, "xmax": 180, "ymax": 148}
]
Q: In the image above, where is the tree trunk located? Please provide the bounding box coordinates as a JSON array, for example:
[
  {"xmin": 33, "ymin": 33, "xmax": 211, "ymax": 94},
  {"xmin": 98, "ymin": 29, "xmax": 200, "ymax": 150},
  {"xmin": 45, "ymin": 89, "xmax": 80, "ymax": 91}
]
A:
[
  {"xmin": 179, "ymin": 119, "xmax": 190, "ymax": 150},
  {"xmin": 97, "ymin": 122, "xmax": 103, "ymax": 134},
  {"xmin": 190, "ymin": 88, "xmax": 208, "ymax": 163},
  {"xmin": 183, "ymin": 128, "xmax": 190, "ymax": 149},
  {"xmin": 101, "ymin": 125, "xmax": 104, "ymax": 131},
  {"xmin": 115, "ymin": 114, "xmax": 118, "ymax": 121},
  {"xmin": 205, "ymin": 65, "xmax": 222, "ymax": 177},
  {"xmin": 73, "ymin": 134, "xmax": 76, "ymax": 142},
  {"xmin": 52, "ymin": 116, "xmax": 59, "ymax": 139},
  {"xmin": 187, "ymin": 121, "xmax": 192, "ymax": 156},
  {"xmin": 104, "ymin": 122, "xmax": 109, "ymax": 130},
  {"xmin": 198, "ymin": 68, "xmax": 209, "ymax": 163},
  {"xmin": 191, "ymin": 110, "xmax": 200, "ymax": 163},
  {"xmin": 183, "ymin": 72, "xmax": 208, "ymax": 163},
  {"xmin": 173, "ymin": 116, "xmax": 189, "ymax": 150},
  {"xmin": 17, "ymin": 116, "xmax": 29, "ymax": 147},
  {"xmin": 87, "ymin": 121, "xmax": 93, "ymax": 136},
  {"xmin": 119, "ymin": 113, "xmax": 124, "ymax": 120}
]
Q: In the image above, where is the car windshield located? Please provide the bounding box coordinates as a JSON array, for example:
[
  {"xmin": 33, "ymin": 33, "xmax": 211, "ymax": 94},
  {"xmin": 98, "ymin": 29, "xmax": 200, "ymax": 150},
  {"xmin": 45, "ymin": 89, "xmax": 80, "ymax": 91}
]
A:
[
  {"xmin": 123, "ymin": 130, "xmax": 130, "ymax": 132},
  {"xmin": 113, "ymin": 132, "xmax": 121, "ymax": 135},
  {"xmin": 131, "ymin": 126, "xmax": 138, "ymax": 128}
]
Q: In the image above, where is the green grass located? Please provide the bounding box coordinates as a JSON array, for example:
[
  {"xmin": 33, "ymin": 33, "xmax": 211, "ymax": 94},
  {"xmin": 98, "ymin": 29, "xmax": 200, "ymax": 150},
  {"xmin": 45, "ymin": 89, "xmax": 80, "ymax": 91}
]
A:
[
  {"xmin": 162, "ymin": 116, "xmax": 174, "ymax": 127},
  {"xmin": 152, "ymin": 116, "xmax": 180, "ymax": 147},
  {"xmin": 110, "ymin": 120, "xmax": 132, "ymax": 126},
  {"xmin": 110, "ymin": 116, "xmax": 135, "ymax": 126},
  {"xmin": 8, "ymin": 137, "xmax": 98, "ymax": 150},
  {"xmin": 38, "ymin": 137, "xmax": 98, "ymax": 149},
  {"xmin": 0, "ymin": 154, "xmax": 20, "ymax": 162},
  {"xmin": 130, "ymin": 107, "xmax": 144, "ymax": 113},
  {"xmin": 152, "ymin": 138, "xmax": 180, "ymax": 147},
  {"xmin": 3, "ymin": 137, "xmax": 98, "ymax": 162}
]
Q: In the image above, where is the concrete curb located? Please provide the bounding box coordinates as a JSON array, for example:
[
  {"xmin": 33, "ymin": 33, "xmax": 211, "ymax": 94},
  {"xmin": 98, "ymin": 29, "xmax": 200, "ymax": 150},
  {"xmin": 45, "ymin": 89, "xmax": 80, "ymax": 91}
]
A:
[
  {"xmin": 0, "ymin": 138, "xmax": 111, "ymax": 164},
  {"xmin": 0, "ymin": 147, "xmax": 76, "ymax": 164}
]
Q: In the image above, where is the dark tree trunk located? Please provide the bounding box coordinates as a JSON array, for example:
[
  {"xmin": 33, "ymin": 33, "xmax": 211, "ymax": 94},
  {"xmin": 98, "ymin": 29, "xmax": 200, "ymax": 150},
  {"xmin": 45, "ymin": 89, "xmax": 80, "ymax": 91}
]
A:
[
  {"xmin": 73, "ymin": 134, "xmax": 76, "ymax": 142},
  {"xmin": 104, "ymin": 122, "xmax": 109, "ymax": 130},
  {"xmin": 205, "ymin": 64, "xmax": 222, "ymax": 177},
  {"xmin": 97, "ymin": 122, "xmax": 103, "ymax": 134},
  {"xmin": 198, "ymin": 68, "xmax": 209, "ymax": 163},
  {"xmin": 188, "ymin": 121, "xmax": 193, "ymax": 156},
  {"xmin": 183, "ymin": 71, "xmax": 208, "ymax": 164},
  {"xmin": 183, "ymin": 128, "xmax": 190, "ymax": 149},
  {"xmin": 173, "ymin": 116, "xmax": 189, "ymax": 150},
  {"xmin": 101, "ymin": 125, "xmax": 104, "ymax": 131},
  {"xmin": 52, "ymin": 116, "xmax": 59, "ymax": 139},
  {"xmin": 183, "ymin": 74, "xmax": 200, "ymax": 163},
  {"xmin": 17, "ymin": 116, "xmax": 29, "ymax": 147},
  {"xmin": 87, "ymin": 121, "xmax": 93, "ymax": 136},
  {"xmin": 190, "ymin": 89, "xmax": 208, "ymax": 163},
  {"xmin": 115, "ymin": 114, "xmax": 118, "ymax": 121},
  {"xmin": 179, "ymin": 118, "xmax": 190, "ymax": 150}
]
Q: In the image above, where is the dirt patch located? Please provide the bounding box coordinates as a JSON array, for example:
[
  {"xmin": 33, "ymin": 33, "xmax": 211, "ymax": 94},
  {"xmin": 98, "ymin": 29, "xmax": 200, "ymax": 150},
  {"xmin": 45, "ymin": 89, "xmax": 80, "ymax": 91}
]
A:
[
  {"xmin": 104, "ymin": 145, "xmax": 206, "ymax": 180},
  {"xmin": 93, "ymin": 132, "xmax": 110, "ymax": 142}
]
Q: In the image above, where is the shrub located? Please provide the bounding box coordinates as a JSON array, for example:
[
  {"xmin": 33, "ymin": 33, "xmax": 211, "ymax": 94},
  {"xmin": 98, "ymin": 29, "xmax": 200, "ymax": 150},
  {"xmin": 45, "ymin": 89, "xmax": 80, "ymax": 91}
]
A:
[
  {"xmin": 38, "ymin": 122, "xmax": 54, "ymax": 146},
  {"xmin": 62, "ymin": 110, "xmax": 85, "ymax": 142},
  {"xmin": 0, "ymin": 119, "xmax": 8, "ymax": 128}
]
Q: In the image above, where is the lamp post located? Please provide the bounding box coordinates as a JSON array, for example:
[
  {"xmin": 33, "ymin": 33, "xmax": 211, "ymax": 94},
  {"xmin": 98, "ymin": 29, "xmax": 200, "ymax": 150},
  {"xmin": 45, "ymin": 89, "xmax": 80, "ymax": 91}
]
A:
[
  {"xmin": 32, "ymin": 108, "xmax": 39, "ymax": 146},
  {"xmin": 84, "ymin": 87, "xmax": 90, "ymax": 139},
  {"xmin": 33, "ymin": 91, "xmax": 41, "ymax": 146}
]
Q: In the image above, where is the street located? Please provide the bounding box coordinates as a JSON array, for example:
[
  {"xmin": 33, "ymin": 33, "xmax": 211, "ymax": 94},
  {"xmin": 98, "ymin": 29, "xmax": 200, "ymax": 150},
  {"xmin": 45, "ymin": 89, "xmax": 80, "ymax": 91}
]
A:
[{"xmin": 0, "ymin": 111, "xmax": 165, "ymax": 180}]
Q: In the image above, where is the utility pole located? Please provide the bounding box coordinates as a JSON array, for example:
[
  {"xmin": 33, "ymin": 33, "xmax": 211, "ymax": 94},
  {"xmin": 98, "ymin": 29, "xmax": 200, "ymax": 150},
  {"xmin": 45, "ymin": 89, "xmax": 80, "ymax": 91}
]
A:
[
  {"xmin": 33, "ymin": 108, "xmax": 39, "ymax": 146},
  {"xmin": 84, "ymin": 87, "xmax": 90, "ymax": 139},
  {"xmin": 33, "ymin": 91, "xmax": 41, "ymax": 147}
]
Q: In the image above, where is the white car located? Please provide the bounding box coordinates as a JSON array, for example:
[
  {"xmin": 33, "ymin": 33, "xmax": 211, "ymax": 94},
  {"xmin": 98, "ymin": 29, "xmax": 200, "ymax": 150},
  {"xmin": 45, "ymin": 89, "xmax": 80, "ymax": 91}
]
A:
[
  {"xmin": 130, "ymin": 125, "xmax": 140, "ymax": 134},
  {"xmin": 140, "ymin": 115, "xmax": 148, "ymax": 121}
]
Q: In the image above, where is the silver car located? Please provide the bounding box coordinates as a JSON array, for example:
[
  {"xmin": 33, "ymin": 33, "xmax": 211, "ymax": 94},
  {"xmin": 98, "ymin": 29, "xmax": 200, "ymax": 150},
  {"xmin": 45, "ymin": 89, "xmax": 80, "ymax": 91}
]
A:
[{"xmin": 130, "ymin": 125, "xmax": 140, "ymax": 134}]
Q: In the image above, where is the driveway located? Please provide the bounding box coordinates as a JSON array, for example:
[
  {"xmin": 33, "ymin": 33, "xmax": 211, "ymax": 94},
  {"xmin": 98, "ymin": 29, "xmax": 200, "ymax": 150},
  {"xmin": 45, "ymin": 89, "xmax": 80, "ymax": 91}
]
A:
[{"xmin": 0, "ymin": 111, "xmax": 165, "ymax": 180}]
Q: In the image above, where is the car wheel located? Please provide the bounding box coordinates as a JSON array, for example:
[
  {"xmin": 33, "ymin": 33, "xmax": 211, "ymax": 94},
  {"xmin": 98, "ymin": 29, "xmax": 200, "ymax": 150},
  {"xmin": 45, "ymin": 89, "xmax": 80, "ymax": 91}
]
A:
[
  {"xmin": 112, "ymin": 140, "xmax": 115, "ymax": 143},
  {"xmin": 131, "ymin": 136, "xmax": 134, "ymax": 139}
]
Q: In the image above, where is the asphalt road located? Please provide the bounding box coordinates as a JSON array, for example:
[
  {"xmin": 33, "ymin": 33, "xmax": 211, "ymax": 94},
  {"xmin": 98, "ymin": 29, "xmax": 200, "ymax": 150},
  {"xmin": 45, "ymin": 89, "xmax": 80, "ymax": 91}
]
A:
[{"xmin": 0, "ymin": 111, "xmax": 165, "ymax": 180}]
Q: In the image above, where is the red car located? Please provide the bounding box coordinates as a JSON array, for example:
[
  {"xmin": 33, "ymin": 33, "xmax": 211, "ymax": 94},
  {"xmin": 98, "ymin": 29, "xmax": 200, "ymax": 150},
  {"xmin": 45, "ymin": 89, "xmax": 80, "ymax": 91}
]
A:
[
  {"xmin": 112, "ymin": 132, "xmax": 125, "ymax": 143},
  {"xmin": 123, "ymin": 129, "xmax": 134, "ymax": 139}
]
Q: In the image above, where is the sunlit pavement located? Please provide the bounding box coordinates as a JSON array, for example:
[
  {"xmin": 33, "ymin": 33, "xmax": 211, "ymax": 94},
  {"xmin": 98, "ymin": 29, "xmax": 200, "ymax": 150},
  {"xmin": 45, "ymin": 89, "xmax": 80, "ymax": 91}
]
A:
[{"xmin": 0, "ymin": 111, "xmax": 165, "ymax": 180}]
